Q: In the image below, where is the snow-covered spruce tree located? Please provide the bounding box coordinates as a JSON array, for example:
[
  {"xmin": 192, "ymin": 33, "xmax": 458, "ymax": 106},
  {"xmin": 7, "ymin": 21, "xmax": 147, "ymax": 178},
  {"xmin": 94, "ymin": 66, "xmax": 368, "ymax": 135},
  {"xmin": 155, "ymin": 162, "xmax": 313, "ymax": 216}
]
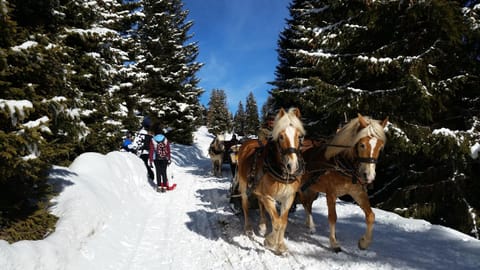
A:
[
  {"xmin": 271, "ymin": 0, "xmax": 480, "ymax": 237},
  {"xmin": 0, "ymin": 0, "xmax": 90, "ymax": 242},
  {"xmin": 206, "ymin": 89, "xmax": 231, "ymax": 135},
  {"xmin": 233, "ymin": 101, "xmax": 246, "ymax": 136},
  {"xmin": 58, "ymin": 0, "xmax": 132, "ymax": 154},
  {"xmin": 244, "ymin": 92, "xmax": 260, "ymax": 137},
  {"xmin": 99, "ymin": 0, "xmax": 145, "ymax": 133},
  {"xmin": 138, "ymin": 0, "xmax": 203, "ymax": 144}
]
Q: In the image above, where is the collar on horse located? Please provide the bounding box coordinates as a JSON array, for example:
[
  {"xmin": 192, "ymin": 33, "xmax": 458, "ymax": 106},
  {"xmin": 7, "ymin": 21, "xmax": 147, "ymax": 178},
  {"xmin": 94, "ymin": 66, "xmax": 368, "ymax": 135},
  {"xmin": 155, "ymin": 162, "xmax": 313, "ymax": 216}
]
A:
[
  {"xmin": 209, "ymin": 144, "xmax": 224, "ymax": 155},
  {"xmin": 301, "ymin": 142, "xmax": 378, "ymax": 192},
  {"xmin": 248, "ymin": 139, "xmax": 304, "ymax": 191},
  {"xmin": 263, "ymin": 139, "xmax": 305, "ymax": 183}
]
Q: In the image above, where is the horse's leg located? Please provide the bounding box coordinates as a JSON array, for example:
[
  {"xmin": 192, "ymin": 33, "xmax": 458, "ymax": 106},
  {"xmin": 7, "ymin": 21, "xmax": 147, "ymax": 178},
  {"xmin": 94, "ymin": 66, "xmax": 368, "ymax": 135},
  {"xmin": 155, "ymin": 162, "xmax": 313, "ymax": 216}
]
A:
[
  {"xmin": 215, "ymin": 159, "xmax": 221, "ymax": 177},
  {"xmin": 326, "ymin": 192, "xmax": 341, "ymax": 252},
  {"xmin": 351, "ymin": 188, "xmax": 375, "ymax": 250},
  {"xmin": 258, "ymin": 200, "xmax": 267, "ymax": 236},
  {"xmin": 218, "ymin": 159, "xmax": 222, "ymax": 177},
  {"xmin": 212, "ymin": 160, "xmax": 216, "ymax": 176},
  {"xmin": 299, "ymin": 190, "xmax": 317, "ymax": 233},
  {"xmin": 275, "ymin": 195, "xmax": 296, "ymax": 254},
  {"xmin": 239, "ymin": 180, "xmax": 253, "ymax": 237},
  {"xmin": 259, "ymin": 195, "xmax": 281, "ymax": 253}
]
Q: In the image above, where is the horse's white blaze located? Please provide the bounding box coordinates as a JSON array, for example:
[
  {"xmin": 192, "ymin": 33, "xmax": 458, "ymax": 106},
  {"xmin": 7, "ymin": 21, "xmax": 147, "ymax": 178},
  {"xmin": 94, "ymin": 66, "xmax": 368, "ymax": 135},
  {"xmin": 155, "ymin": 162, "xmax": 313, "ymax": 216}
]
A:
[
  {"xmin": 285, "ymin": 125, "xmax": 298, "ymax": 173},
  {"xmin": 365, "ymin": 137, "xmax": 378, "ymax": 183},
  {"xmin": 369, "ymin": 137, "xmax": 378, "ymax": 157}
]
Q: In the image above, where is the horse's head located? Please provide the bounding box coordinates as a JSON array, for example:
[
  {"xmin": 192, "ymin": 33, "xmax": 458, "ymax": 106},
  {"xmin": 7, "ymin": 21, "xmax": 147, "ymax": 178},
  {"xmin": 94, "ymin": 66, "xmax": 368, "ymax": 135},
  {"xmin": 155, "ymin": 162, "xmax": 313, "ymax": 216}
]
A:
[
  {"xmin": 271, "ymin": 108, "xmax": 306, "ymax": 175},
  {"xmin": 354, "ymin": 114, "xmax": 388, "ymax": 183},
  {"xmin": 324, "ymin": 113, "xmax": 388, "ymax": 184},
  {"xmin": 216, "ymin": 134, "xmax": 225, "ymax": 152}
]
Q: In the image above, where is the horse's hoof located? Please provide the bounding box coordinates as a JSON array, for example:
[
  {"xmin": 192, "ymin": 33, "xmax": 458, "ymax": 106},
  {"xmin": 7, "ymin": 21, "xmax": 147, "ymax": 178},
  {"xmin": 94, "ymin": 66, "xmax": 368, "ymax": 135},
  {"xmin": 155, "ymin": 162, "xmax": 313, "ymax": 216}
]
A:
[
  {"xmin": 332, "ymin": 247, "xmax": 342, "ymax": 253},
  {"xmin": 264, "ymin": 235, "xmax": 275, "ymax": 249},
  {"xmin": 264, "ymin": 240, "xmax": 288, "ymax": 255},
  {"xmin": 245, "ymin": 230, "xmax": 254, "ymax": 239},
  {"xmin": 276, "ymin": 242, "xmax": 288, "ymax": 255},
  {"xmin": 258, "ymin": 224, "xmax": 267, "ymax": 236},
  {"xmin": 358, "ymin": 238, "xmax": 371, "ymax": 250}
]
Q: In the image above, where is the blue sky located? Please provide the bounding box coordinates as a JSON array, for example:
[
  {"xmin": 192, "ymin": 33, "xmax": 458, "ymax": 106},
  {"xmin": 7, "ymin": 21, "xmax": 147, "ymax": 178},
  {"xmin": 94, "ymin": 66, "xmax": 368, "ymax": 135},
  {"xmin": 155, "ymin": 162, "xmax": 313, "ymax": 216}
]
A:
[{"xmin": 183, "ymin": 0, "xmax": 291, "ymax": 114}]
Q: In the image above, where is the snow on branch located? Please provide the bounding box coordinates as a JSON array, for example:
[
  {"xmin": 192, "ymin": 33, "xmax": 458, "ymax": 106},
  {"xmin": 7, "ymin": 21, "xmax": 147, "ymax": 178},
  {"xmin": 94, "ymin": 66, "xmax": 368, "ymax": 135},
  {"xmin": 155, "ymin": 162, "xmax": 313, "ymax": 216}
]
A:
[{"xmin": 0, "ymin": 99, "xmax": 33, "ymax": 126}]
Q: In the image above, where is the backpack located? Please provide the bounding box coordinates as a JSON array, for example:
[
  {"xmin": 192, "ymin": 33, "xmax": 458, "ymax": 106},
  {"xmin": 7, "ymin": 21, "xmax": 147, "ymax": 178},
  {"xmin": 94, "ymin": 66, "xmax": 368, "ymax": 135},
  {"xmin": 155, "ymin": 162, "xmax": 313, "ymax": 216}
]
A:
[
  {"xmin": 140, "ymin": 133, "xmax": 152, "ymax": 151},
  {"xmin": 154, "ymin": 134, "xmax": 168, "ymax": 160}
]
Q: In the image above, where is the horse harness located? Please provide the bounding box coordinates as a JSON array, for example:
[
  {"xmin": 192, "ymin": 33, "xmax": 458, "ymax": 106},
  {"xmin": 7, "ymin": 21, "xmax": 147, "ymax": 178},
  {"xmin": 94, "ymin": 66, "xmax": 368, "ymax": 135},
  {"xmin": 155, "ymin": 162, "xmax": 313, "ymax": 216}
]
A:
[
  {"xmin": 301, "ymin": 142, "xmax": 379, "ymax": 192},
  {"xmin": 247, "ymin": 139, "xmax": 305, "ymax": 193},
  {"xmin": 209, "ymin": 141, "xmax": 224, "ymax": 155}
]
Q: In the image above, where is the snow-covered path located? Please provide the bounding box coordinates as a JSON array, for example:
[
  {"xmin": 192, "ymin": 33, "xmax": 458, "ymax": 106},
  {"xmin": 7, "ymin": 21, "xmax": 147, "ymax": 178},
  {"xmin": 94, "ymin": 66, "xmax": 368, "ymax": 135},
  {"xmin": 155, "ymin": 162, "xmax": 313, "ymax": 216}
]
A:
[{"xmin": 1, "ymin": 126, "xmax": 480, "ymax": 270}]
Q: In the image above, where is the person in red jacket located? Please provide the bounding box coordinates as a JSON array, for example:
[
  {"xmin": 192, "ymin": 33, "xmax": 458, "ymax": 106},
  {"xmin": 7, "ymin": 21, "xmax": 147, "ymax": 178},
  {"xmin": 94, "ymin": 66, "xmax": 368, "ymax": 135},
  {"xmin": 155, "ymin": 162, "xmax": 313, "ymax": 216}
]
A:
[{"xmin": 149, "ymin": 131, "xmax": 171, "ymax": 192}]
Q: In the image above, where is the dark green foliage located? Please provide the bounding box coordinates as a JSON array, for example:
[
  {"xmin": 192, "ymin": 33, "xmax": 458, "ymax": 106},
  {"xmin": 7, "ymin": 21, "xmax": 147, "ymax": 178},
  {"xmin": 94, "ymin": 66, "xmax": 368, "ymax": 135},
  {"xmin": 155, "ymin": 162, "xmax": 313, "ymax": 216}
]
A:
[
  {"xmin": 0, "ymin": 200, "xmax": 59, "ymax": 244},
  {"xmin": 244, "ymin": 92, "xmax": 260, "ymax": 136},
  {"xmin": 272, "ymin": 0, "xmax": 480, "ymax": 237},
  {"xmin": 139, "ymin": 0, "xmax": 203, "ymax": 145},
  {"xmin": 1, "ymin": 0, "xmax": 204, "ymax": 242},
  {"xmin": 206, "ymin": 89, "xmax": 232, "ymax": 135},
  {"xmin": 233, "ymin": 101, "xmax": 246, "ymax": 136}
]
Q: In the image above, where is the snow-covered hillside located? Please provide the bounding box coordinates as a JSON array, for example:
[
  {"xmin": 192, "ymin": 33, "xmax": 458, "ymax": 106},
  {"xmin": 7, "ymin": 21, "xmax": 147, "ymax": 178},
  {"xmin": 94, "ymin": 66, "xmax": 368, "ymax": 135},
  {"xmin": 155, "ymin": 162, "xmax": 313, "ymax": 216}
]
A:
[{"xmin": 1, "ymin": 126, "xmax": 479, "ymax": 270}]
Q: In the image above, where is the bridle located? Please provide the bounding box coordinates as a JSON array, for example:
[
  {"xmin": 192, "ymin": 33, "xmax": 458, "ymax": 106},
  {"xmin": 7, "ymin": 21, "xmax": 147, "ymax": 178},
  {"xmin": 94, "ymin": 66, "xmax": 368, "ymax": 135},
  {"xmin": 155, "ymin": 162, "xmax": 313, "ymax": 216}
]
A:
[
  {"xmin": 264, "ymin": 135, "xmax": 305, "ymax": 183},
  {"xmin": 326, "ymin": 139, "xmax": 381, "ymax": 185}
]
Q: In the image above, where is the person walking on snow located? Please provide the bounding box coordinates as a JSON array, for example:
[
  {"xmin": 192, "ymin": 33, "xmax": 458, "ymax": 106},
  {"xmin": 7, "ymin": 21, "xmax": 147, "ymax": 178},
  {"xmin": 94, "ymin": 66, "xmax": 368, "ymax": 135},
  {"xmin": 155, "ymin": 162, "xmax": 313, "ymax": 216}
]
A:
[
  {"xmin": 148, "ymin": 129, "xmax": 171, "ymax": 192},
  {"xmin": 132, "ymin": 128, "xmax": 155, "ymax": 180},
  {"xmin": 258, "ymin": 112, "xmax": 275, "ymax": 144}
]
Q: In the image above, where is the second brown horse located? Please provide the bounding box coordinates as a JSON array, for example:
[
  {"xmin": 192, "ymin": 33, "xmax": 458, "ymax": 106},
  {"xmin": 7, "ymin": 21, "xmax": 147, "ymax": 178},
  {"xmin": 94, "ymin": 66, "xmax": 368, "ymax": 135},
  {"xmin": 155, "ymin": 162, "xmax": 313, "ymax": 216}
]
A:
[{"xmin": 299, "ymin": 114, "xmax": 388, "ymax": 252}]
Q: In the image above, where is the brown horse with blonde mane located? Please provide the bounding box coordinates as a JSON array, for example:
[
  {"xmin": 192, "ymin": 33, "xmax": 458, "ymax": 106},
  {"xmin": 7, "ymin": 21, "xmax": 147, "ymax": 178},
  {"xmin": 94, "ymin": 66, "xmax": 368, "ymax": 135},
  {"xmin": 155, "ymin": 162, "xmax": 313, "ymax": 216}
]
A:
[
  {"xmin": 237, "ymin": 108, "xmax": 306, "ymax": 255},
  {"xmin": 299, "ymin": 114, "xmax": 388, "ymax": 252},
  {"xmin": 208, "ymin": 134, "xmax": 225, "ymax": 177}
]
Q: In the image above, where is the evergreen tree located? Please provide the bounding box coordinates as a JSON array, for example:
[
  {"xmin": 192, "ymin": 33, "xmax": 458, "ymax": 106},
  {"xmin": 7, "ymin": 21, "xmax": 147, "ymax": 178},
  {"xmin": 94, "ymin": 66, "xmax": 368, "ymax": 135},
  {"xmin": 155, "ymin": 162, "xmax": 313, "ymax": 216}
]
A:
[
  {"xmin": 244, "ymin": 92, "xmax": 260, "ymax": 136},
  {"xmin": 233, "ymin": 101, "xmax": 246, "ymax": 136},
  {"xmin": 271, "ymin": 0, "xmax": 480, "ymax": 237},
  {"xmin": 0, "ymin": 0, "xmax": 205, "ymax": 241},
  {"xmin": 206, "ymin": 89, "xmax": 230, "ymax": 135},
  {"xmin": 260, "ymin": 95, "xmax": 276, "ymax": 122},
  {"xmin": 0, "ymin": 0, "xmax": 92, "ymax": 241},
  {"xmin": 139, "ymin": 0, "xmax": 203, "ymax": 144},
  {"xmin": 96, "ymin": 0, "xmax": 144, "ymax": 133}
]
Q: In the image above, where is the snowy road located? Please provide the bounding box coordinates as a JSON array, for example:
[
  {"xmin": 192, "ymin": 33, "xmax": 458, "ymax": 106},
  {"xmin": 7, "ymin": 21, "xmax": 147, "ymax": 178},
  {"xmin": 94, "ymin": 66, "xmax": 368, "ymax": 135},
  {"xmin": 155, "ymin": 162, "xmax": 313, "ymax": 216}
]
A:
[{"xmin": 1, "ymin": 126, "xmax": 479, "ymax": 270}]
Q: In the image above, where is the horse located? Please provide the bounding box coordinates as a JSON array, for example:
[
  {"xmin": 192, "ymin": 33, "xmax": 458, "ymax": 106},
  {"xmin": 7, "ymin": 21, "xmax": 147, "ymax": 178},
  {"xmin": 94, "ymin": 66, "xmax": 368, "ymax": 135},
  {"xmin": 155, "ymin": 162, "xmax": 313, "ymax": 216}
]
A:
[
  {"xmin": 228, "ymin": 144, "xmax": 242, "ymax": 179},
  {"xmin": 237, "ymin": 107, "xmax": 306, "ymax": 255},
  {"xmin": 298, "ymin": 113, "xmax": 388, "ymax": 252},
  {"xmin": 208, "ymin": 134, "xmax": 225, "ymax": 177},
  {"xmin": 227, "ymin": 143, "xmax": 244, "ymax": 212}
]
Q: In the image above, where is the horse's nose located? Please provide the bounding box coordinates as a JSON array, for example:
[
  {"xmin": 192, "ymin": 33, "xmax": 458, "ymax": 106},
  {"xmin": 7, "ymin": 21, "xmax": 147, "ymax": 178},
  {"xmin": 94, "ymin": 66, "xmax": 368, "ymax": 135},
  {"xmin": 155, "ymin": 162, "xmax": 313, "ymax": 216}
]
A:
[
  {"xmin": 363, "ymin": 164, "xmax": 376, "ymax": 183},
  {"xmin": 286, "ymin": 157, "xmax": 298, "ymax": 174}
]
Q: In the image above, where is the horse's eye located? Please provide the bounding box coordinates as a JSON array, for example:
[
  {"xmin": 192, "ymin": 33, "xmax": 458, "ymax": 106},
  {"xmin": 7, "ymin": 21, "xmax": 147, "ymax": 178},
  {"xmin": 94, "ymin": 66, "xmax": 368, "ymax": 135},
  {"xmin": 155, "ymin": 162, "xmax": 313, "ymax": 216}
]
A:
[
  {"xmin": 279, "ymin": 134, "xmax": 284, "ymax": 140},
  {"xmin": 359, "ymin": 143, "xmax": 366, "ymax": 149}
]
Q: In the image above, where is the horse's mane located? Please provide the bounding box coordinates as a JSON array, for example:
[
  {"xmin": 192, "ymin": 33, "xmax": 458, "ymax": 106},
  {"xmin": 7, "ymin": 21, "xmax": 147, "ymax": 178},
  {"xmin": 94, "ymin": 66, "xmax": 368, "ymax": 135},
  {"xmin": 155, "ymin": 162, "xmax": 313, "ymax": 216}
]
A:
[
  {"xmin": 272, "ymin": 108, "xmax": 306, "ymax": 141},
  {"xmin": 324, "ymin": 116, "xmax": 387, "ymax": 160}
]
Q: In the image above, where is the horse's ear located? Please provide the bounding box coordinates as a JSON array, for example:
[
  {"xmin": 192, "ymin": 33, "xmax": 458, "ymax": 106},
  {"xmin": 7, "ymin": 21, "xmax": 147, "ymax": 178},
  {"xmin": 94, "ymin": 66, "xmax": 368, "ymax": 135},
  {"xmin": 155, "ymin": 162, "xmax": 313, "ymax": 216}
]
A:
[
  {"xmin": 381, "ymin": 117, "xmax": 389, "ymax": 128},
  {"xmin": 358, "ymin": 113, "xmax": 368, "ymax": 128},
  {"xmin": 278, "ymin": 108, "xmax": 286, "ymax": 118},
  {"xmin": 290, "ymin": 107, "xmax": 301, "ymax": 118}
]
